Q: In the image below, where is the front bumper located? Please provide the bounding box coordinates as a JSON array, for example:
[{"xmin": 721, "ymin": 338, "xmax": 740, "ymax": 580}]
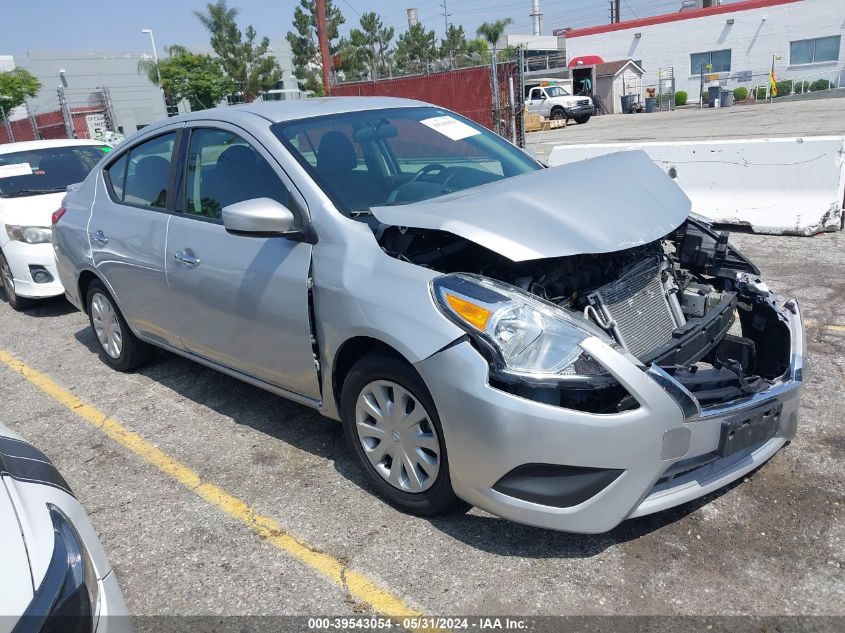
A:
[
  {"xmin": 565, "ymin": 103, "xmax": 594, "ymax": 117},
  {"xmin": 1, "ymin": 240, "xmax": 64, "ymax": 299},
  {"xmin": 415, "ymin": 301, "xmax": 804, "ymax": 533}
]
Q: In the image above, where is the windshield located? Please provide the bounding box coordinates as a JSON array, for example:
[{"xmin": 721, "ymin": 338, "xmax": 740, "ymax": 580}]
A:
[
  {"xmin": 272, "ymin": 107, "xmax": 541, "ymax": 215},
  {"xmin": 544, "ymin": 86, "xmax": 570, "ymax": 97},
  {"xmin": 0, "ymin": 145, "xmax": 109, "ymax": 198}
]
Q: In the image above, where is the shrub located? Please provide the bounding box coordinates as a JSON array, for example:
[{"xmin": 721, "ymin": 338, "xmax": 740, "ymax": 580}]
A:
[
  {"xmin": 774, "ymin": 79, "xmax": 793, "ymax": 97},
  {"xmin": 794, "ymin": 80, "xmax": 811, "ymax": 93},
  {"xmin": 810, "ymin": 79, "xmax": 831, "ymax": 91},
  {"xmin": 733, "ymin": 86, "xmax": 748, "ymax": 101},
  {"xmin": 701, "ymin": 90, "xmax": 709, "ymax": 104},
  {"xmin": 675, "ymin": 90, "xmax": 688, "ymax": 106},
  {"xmin": 755, "ymin": 87, "xmax": 767, "ymax": 100}
]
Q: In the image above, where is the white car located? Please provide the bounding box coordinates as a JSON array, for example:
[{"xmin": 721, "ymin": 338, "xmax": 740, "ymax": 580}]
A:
[
  {"xmin": 0, "ymin": 422, "xmax": 131, "ymax": 633},
  {"xmin": 0, "ymin": 139, "xmax": 111, "ymax": 310}
]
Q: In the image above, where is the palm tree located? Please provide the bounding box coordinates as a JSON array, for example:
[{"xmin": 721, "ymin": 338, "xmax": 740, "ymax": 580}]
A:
[
  {"xmin": 476, "ymin": 18, "xmax": 513, "ymax": 65},
  {"xmin": 476, "ymin": 18, "xmax": 513, "ymax": 131}
]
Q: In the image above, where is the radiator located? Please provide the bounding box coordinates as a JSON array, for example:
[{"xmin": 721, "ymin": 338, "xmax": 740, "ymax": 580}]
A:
[{"xmin": 589, "ymin": 258, "xmax": 682, "ymax": 359}]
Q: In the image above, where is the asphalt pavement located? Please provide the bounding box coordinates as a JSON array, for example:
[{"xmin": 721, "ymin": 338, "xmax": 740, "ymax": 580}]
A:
[{"xmin": 0, "ymin": 229, "xmax": 842, "ymax": 624}]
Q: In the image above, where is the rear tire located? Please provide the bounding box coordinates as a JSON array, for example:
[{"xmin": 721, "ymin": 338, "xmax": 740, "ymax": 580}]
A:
[
  {"xmin": 0, "ymin": 250, "xmax": 30, "ymax": 312},
  {"xmin": 341, "ymin": 354, "xmax": 464, "ymax": 516},
  {"xmin": 86, "ymin": 280, "xmax": 151, "ymax": 372}
]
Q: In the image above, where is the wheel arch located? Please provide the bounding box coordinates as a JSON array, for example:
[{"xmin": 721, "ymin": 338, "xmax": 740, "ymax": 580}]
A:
[{"xmin": 331, "ymin": 336, "xmax": 409, "ymax": 419}]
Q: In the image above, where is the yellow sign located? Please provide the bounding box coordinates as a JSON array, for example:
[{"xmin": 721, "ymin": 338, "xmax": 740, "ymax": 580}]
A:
[{"xmin": 708, "ymin": 73, "xmax": 719, "ymax": 81}]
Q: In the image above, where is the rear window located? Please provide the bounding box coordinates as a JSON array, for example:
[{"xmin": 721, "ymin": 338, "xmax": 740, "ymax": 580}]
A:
[{"xmin": 0, "ymin": 145, "xmax": 110, "ymax": 198}]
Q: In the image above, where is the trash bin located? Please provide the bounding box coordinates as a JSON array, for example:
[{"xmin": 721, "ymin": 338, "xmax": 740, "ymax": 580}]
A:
[
  {"xmin": 708, "ymin": 86, "xmax": 721, "ymax": 108},
  {"xmin": 620, "ymin": 94, "xmax": 636, "ymax": 113},
  {"xmin": 644, "ymin": 97, "xmax": 657, "ymax": 113},
  {"xmin": 720, "ymin": 90, "xmax": 734, "ymax": 107}
]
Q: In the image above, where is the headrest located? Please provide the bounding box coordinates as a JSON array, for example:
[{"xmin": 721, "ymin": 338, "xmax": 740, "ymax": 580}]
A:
[{"xmin": 316, "ymin": 131, "xmax": 356, "ymax": 173}]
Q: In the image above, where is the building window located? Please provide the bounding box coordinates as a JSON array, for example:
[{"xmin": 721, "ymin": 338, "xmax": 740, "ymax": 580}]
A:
[
  {"xmin": 790, "ymin": 36, "xmax": 840, "ymax": 65},
  {"xmin": 690, "ymin": 49, "xmax": 731, "ymax": 75}
]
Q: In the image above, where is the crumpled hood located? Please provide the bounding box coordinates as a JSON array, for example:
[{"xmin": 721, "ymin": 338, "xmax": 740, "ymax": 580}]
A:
[{"xmin": 372, "ymin": 150, "xmax": 691, "ymax": 262}]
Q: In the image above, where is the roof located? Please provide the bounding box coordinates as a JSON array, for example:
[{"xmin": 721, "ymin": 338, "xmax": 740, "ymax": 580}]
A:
[
  {"xmin": 0, "ymin": 139, "xmax": 105, "ymax": 155},
  {"xmin": 565, "ymin": 0, "xmax": 801, "ymax": 38},
  {"xmin": 595, "ymin": 59, "xmax": 645, "ymax": 77},
  {"xmin": 189, "ymin": 97, "xmax": 429, "ymax": 124}
]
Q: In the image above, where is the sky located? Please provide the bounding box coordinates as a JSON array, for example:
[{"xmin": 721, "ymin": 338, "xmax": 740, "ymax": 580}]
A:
[{"xmin": 1, "ymin": 0, "xmax": 735, "ymax": 58}]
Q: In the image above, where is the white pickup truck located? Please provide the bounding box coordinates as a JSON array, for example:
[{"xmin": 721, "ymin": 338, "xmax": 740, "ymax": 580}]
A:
[{"xmin": 525, "ymin": 85, "xmax": 593, "ymax": 125}]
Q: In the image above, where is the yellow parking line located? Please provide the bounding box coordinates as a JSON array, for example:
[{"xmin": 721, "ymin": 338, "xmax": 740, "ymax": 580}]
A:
[
  {"xmin": 0, "ymin": 348, "xmax": 421, "ymax": 618},
  {"xmin": 804, "ymin": 320, "xmax": 845, "ymax": 332}
]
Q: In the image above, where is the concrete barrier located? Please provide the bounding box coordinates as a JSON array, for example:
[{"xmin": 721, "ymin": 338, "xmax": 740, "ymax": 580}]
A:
[{"xmin": 547, "ymin": 136, "xmax": 845, "ymax": 235}]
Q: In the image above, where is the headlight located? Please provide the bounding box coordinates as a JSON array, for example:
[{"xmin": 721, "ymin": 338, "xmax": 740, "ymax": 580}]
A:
[
  {"xmin": 5, "ymin": 225, "xmax": 52, "ymax": 244},
  {"xmin": 432, "ymin": 273, "xmax": 613, "ymax": 385},
  {"xmin": 18, "ymin": 504, "xmax": 99, "ymax": 632}
]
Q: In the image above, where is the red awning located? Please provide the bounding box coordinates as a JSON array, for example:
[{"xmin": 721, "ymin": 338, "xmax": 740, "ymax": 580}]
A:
[{"xmin": 568, "ymin": 55, "xmax": 604, "ymax": 67}]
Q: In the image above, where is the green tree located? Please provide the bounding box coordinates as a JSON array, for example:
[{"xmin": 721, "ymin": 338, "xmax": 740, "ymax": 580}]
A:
[
  {"xmin": 476, "ymin": 18, "xmax": 513, "ymax": 63},
  {"xmin": 394, "ymin": 23, "xmax": 437, "ymax": 74},
  {"xmin": 0, "ymin": 69, "xmax": 41, "ymax": 120},
  {"xmin": 440, "ymin": 24, "xmax": 467, "ymax": 67},
  {"xmin": 337, "ymin": 12, "xmax": 395, "ymax": 81},
  {"xmin": 285, "ymin": 0, "xmax": 345, "ymax": 95},
  {"xmin": 195, "ymin": 0, "xmax": 281, "ymax": 102},
  {"xmin": 139, "ymin": 45, "xmax": 236, "ymax": 111},
  {"xmin": 462, "ymin": 38, "xmax": 491, "ymax": 66}
]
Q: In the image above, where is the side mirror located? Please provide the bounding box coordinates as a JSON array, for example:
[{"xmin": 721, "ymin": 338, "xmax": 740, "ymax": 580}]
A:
[{"xmin": 222, "ymin": 197, "xmax": 298, "ymax": 236}]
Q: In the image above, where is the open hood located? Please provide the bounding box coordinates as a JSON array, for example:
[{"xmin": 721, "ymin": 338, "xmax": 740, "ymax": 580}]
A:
[{"xmin": 372, "ymin": 151, "xmax": 691, "ymax": 262}]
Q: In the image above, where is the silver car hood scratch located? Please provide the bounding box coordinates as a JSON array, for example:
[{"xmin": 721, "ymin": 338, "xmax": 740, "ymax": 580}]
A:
[{"xmin": 372, "ymin": 151, "xmax": 692, "ymax": 262}]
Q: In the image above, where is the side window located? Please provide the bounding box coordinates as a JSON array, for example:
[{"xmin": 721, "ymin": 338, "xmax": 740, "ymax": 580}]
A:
[
  {"xmin": 530, "ymin": 88, "xmax": 543, "ymax": 100},
  {"xmin": 105, "ymin": 153, "xmax": 127, "ymax": 200},
  {"xmin": 120, "ymin": 133, "xmax": 176, "ymax": 208},
  {"xmin": 184, "ymin": 128, "xmax": 291, "ymax": 220}
]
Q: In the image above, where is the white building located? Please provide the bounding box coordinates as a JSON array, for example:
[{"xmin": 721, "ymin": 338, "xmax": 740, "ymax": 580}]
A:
[{"xmin": 564, "ymin": 0, "xmax": 844, "ymax": 101}]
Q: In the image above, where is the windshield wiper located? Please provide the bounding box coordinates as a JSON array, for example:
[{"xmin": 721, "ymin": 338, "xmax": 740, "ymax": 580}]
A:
[{"xmin": 1, "ymin": 188, "xmax": 65, "ymax": 198}]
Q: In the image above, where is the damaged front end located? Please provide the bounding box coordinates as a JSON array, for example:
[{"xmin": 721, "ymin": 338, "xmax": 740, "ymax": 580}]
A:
[{"xmin": 378, "ymin": 216, "xmax": 797, "ymax": 415}]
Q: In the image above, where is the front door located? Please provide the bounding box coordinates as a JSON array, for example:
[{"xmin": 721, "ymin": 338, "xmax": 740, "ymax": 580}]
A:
[
  {"xmin": 91, "ymin": 129, "xmax": 180, "ymax": 345},
  {"xmin": 165, "ymin": 124, "xmax": 319, "ymax": 400},
  {"xmin": 526, "ymin": 88, "xmax": 548, "ymax": 117}
]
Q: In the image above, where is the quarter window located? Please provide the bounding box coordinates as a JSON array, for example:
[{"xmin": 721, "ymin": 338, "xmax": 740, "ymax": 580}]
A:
[
  {"xmin": 184, "ymin": 128, "xmax": 290, "ymax": 220},
  {"xmin": 109, "ymin": 132, "xmax": 176, "ymax": 208},
  {"xmin": 690, "ymin": 49, "xmax": 731, "ymax": 74},
  {"xmin": 790, "ymin": 36, "xmax": 840, "ymax": 65}
]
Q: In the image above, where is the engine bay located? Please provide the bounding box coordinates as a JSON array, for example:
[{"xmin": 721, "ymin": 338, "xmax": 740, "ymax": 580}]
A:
[{"xmin": 379, "ymin": 218, "xmax": 794, "ymax": 411}]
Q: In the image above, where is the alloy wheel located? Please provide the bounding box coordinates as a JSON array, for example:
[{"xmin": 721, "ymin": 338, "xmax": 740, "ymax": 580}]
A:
[
  {"xmin": 90, "ymin": 292, "xmax": 123, "ymax": 359},
  {"xmin": 355, "ymin": 380, "xmax": 441, "ymax": 493}
]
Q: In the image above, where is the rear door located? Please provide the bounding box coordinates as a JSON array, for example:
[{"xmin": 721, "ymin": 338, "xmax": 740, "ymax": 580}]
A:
[
  {"xmin": 91, "ymin": 127, "xmax": 182, "ymax": 346},
  {"xmin": 165, "ymin": 122, "xmax": 319, "ymax": 400}
]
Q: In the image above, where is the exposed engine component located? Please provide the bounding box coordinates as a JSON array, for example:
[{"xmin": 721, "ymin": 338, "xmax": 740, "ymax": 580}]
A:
[
  {"xmin": 378, "ymin": 218, "xmax": 792, "ymax": 407},
  {"xmin": 585, "ymin": 257, "xmax": 684, "ymax": 359}
]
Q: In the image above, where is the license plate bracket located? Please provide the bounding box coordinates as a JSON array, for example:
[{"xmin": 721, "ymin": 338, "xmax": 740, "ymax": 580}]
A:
[{"xmin": 718, "ymin": 402, "xmax": 783, "ymax": 458}]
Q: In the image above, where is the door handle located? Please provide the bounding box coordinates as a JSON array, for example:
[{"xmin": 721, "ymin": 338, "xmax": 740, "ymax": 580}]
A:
[
  {"xmin": 91, "ymin": 230, "xmax": 108, "ymax": 246},
  {"xmin": 174, "ymin": 250, "xmax": 201, "ymax": 267}
]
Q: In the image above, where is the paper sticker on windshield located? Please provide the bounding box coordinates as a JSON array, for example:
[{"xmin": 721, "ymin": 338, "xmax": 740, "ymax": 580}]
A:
[
  {"xmin": 420, "ymin": 116, "xmax": 480, "ymax": 141},
  {"xmin": 0, "ymin": 163, "xmax": 33, "ymax": 179}
]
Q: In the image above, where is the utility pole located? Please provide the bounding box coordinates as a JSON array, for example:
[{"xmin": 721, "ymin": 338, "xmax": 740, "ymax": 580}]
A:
[
  {"xmin": 316, "ymin": 0, "xmax": 332, "ymax": 95},
  {"xmin": 608, "ymin": 1, "xmax": 615, "ymax": 24},
  {"xmin": 440, "ymin": 0, "xmax": 452, "ymax": 67},
  {"xmin": 615, "ymin": 0, "xmax": 621, "ymax": 23}
]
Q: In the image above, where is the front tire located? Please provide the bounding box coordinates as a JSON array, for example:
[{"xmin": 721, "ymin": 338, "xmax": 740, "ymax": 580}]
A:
[
  {"xmin": 0, "ymin": 250, "xmax": 31, "ymax": 311},
  {"xmin": 574, "ymin": 115, "xmax": 591, "ymax": 124},
  {"xmin": 341, "ymin": 354, "xmax": 463, "ymax": 516},
  {"xmin": 550, "ymin": 108, "xmax": 566, "ymax": 121},
  {"xmin": 86, "ymin": 280, "xmax": 151, "ymax": 372}
]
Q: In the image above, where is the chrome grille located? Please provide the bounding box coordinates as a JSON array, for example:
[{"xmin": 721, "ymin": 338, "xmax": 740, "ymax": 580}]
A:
[{"xmin": 590, "ymin": 259, "xmax": 679, "ymax": 358}]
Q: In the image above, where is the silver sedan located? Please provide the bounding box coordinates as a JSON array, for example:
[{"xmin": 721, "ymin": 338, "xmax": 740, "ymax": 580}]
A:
[{"xmin": 52, "ymin": 98, "xmax": 803, "ymax": 533}]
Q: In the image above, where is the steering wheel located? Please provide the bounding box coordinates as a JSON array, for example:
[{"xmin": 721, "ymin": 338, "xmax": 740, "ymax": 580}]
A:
[{"xmin": 409, "ymin": 163, "xmax": 447, "ymax": 183}]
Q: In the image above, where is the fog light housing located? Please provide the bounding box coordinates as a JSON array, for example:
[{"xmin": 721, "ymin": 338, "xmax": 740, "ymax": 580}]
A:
[
  {"xmin": 29, "ymin": 265, "xmax": 54, "ymax": 284},
  {"xmin": 493, "ymin": 463, "xmax": 623, "ymax": 508}
]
